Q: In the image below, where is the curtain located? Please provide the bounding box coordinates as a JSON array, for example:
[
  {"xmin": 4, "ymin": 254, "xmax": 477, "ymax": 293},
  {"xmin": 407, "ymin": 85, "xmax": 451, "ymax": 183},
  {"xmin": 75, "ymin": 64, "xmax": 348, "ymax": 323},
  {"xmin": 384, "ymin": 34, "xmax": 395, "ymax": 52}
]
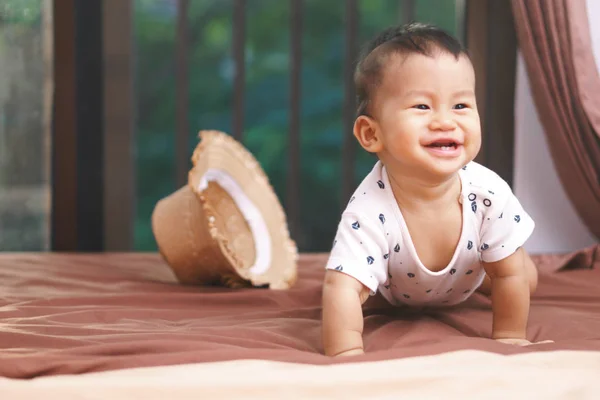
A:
[{"xmin": 511, "ymin": 0, "xmax": 600, "ymax": 239}]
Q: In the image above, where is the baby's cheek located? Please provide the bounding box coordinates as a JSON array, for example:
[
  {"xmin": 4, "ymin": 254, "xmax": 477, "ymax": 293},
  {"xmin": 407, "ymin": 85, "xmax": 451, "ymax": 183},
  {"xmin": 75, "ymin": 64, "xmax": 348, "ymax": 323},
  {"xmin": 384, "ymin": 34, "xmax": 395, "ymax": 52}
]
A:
[
  {"xmin": 464, "ymin": 117, "xmax": 482, "ymax": 137},
  {"xmin": 464, "ymin": 125, "xmax": 482, "ymax": 149}
]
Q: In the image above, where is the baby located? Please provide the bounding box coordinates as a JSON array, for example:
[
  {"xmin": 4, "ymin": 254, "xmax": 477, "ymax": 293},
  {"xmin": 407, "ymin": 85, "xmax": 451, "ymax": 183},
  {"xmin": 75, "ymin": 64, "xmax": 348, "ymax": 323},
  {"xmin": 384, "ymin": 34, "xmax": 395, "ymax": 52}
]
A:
[{"xmin": 322, "ymin": 23, "xmax": 544, "ymax": 357}]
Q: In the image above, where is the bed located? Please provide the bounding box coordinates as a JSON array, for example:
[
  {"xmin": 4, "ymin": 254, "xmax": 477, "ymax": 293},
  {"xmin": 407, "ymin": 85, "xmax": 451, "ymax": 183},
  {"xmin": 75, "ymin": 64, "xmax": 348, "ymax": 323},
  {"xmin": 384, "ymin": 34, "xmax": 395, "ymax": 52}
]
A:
[{"xmin": 0, "ymin": 246, "xmax": 599, "ymax": 398}]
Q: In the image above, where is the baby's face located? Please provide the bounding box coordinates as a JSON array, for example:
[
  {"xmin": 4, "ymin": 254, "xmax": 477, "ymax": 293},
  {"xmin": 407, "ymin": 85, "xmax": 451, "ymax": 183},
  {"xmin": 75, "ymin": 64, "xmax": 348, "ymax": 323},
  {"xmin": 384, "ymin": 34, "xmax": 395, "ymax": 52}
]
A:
[{"xmin": 371, "ymin": 52, "xmax": 481, "ymax": 180}]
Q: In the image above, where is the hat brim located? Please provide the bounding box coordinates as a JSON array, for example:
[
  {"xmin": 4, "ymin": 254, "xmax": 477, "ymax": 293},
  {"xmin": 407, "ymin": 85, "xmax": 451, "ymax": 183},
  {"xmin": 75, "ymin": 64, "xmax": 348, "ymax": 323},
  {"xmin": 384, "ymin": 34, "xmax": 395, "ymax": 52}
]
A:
[{"xmin": 188, "ymin": 130, "xmax": 298, "ymax": 289}]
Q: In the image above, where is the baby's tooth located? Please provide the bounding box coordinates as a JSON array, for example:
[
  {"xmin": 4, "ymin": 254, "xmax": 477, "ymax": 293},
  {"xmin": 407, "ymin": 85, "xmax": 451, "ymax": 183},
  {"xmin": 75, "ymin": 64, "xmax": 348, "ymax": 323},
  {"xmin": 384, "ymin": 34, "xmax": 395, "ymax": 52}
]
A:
[{"xmin": 441, "ymin": 146, "xmax": 450, "ymax": 150}]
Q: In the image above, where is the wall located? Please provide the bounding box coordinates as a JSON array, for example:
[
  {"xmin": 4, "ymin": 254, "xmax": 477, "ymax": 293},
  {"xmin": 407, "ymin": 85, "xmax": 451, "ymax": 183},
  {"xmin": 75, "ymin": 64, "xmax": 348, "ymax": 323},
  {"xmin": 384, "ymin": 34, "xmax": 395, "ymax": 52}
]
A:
[{"xmin": 513, "ymin": 0, "xmax": 599, "ymax": 254}]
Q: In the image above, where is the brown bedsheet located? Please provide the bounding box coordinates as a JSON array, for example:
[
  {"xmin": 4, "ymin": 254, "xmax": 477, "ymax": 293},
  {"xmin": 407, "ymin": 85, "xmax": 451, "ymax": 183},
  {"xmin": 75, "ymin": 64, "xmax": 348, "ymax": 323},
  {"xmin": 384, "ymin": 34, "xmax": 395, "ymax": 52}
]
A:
[{"xmin": 0, "ymin": 245, "xmax": 599, "ymax": 379}]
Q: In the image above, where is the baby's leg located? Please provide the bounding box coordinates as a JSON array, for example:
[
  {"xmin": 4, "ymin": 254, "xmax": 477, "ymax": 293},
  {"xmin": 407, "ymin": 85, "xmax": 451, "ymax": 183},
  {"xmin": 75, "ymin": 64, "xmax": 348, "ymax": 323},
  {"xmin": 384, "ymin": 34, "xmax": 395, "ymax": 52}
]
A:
[{"xmin": 477, "ymin": 248, "xmax": 538, "ymax": 296}]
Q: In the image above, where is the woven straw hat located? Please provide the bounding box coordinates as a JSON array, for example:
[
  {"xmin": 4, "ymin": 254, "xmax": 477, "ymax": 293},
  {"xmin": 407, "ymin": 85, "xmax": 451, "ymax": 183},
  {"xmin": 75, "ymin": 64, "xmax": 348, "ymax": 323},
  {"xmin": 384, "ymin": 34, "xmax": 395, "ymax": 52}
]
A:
[{"xmin": 151, "ymin": 130, "xmax": 298, "ymax": 289}]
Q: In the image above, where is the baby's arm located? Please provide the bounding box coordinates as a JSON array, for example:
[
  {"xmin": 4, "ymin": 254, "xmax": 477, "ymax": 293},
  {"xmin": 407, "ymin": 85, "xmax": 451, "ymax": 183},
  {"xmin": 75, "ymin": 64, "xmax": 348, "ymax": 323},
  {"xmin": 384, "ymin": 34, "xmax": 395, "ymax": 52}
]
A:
[
  {"xmin": 322, "ymin": 269, "xmax": 371, "ymax": 356},
  {"xmin": 476, "ymin": 173, "xmax": 545, "ymax": 345},
  {"xmin": 482, "ymin": 247, "xmax": 530, "ymax": 341},
  {"xmin": 321, "ymin": 209, "xmax": 389, "ymax": 356}
]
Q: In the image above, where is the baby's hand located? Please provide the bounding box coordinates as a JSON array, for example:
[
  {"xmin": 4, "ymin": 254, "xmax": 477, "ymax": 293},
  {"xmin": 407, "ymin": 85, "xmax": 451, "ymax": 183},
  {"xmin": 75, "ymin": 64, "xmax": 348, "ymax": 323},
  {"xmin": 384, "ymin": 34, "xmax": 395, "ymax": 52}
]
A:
[{"xmin": 495, "ymin": 338, "xmax": 554, "ymax": 346}]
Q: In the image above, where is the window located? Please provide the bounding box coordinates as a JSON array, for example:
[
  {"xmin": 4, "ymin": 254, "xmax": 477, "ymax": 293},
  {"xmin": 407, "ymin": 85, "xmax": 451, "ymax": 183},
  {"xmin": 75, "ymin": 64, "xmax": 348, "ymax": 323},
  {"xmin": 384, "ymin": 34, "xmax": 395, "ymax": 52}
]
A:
[{"xmin": 0, "ymin": 0, "xmax": 52, "ymax": 251}]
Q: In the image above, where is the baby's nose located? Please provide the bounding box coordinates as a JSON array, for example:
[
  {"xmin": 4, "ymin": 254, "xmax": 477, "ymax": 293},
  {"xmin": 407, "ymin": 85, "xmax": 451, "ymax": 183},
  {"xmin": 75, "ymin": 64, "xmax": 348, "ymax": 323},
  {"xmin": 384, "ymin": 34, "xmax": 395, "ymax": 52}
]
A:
[{"xmin": 429, "ymin": 117, "xmax": 457, "ymax": 131}]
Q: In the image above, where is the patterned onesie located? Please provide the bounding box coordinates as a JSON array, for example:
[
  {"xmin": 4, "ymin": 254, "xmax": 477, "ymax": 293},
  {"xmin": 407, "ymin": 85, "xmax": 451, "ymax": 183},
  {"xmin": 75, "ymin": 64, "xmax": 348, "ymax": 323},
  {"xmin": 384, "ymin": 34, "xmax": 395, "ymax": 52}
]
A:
[{"xmin": 325, "ymin": 161, "xmax": 535, "ymax": 307}]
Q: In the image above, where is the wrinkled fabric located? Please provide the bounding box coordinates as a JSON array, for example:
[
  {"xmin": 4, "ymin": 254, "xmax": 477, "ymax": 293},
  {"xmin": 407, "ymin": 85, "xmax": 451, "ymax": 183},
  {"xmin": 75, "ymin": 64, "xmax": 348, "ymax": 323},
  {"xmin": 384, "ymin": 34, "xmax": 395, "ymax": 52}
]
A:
[{"xmin": 0, "ymin": 247, "xmax": 599, "ymax": 379}]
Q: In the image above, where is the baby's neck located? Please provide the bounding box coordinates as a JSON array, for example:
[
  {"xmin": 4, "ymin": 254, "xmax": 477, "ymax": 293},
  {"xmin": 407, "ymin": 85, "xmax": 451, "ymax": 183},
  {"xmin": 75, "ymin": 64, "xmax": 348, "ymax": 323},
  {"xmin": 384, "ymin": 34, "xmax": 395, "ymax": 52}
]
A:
[{"xmin": 386, "ymin": 169, "xmax": 461, "ymax": 214}]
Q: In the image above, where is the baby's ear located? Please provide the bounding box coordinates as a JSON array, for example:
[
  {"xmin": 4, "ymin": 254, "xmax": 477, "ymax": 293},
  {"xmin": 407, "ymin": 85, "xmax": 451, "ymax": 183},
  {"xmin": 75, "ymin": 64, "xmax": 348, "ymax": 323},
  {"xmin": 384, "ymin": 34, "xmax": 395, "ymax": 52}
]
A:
[{"xmin": 353, "ymin": 116, "xmax": 383, "ymax": 153}]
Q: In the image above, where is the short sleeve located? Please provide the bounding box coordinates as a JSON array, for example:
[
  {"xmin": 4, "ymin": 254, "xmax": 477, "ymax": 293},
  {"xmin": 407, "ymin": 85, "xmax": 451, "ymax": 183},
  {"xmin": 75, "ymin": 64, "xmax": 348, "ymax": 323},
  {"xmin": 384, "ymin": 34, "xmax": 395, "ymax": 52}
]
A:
[
  {"xmin": 325, "ymin": 212, "xmax": 390, "ymax": 294},
  {"xmin": 479, "ymin": 182, "xmax": 535, "ymax": 263}
]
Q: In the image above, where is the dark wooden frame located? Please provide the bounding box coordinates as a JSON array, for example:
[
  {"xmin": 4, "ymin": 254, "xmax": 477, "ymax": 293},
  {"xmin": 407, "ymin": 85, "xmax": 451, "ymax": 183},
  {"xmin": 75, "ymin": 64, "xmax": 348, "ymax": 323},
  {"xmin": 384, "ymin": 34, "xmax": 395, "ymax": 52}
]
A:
[
  {"xmin": 52, "ymin": 0, "xmax": 105, "ymax": 251},
  {"xmin": 52, "ymin": 0, "xmax": 134, "ymax": 251},
  {"xmin": 103, "ymin": 0, "xmax": 135, "ymax": 251},
  {"xmin": 466, "ymin": 0, "xmax": 518, "ymax": 186},
  {"xmin": 286, "ymin": 0, "xmax": 303, "ymax": 239},
  {"xmin": 175, "ymin": 0, "xmax": 190, "ymax": 188}
]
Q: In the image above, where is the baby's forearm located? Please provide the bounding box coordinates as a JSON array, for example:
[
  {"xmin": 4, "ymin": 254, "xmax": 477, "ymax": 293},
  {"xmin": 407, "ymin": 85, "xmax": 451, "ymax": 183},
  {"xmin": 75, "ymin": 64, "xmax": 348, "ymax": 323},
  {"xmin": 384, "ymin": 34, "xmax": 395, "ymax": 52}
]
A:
[
  {"xmin": 490, "ymin": 275, "xmax": 530, "ymax": 339},
  {"xmin": 322, "ymin": 284, "xmax": 365, "ymax": 356}
]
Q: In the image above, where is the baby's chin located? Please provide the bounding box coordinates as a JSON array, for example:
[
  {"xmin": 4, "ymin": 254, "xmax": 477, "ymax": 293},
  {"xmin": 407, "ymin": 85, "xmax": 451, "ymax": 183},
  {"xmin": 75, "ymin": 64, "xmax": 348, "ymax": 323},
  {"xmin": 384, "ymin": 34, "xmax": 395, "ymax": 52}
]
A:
[
  {"xmin": 414, "ymin": 155, "xmax": 470, "ymax": 181},
  {"xmin": 384, "ymin": 159, "xmax": 465, "ymax": 184},
  {"xmin": 421, "ymin": 162, "xmax": 464, "ymax": 180}
]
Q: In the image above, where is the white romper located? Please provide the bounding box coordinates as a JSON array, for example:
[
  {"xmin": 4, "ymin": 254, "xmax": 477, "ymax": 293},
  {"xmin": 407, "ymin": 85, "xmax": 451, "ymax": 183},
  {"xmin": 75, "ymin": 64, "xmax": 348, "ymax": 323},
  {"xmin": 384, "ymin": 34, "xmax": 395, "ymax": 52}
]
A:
[{"xmin": 325, "ymin": 160, "xmax": 535, "ymax": 307}]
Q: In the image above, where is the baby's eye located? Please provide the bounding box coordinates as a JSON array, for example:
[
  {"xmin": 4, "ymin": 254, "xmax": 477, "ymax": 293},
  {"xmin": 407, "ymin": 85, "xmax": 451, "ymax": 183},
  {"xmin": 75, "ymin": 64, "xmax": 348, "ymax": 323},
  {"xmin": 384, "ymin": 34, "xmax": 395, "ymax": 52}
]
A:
[
  {"xmin": 454, "ymin": 103, "xmax": 468, "ymax": 110},
  {"xmin": 413, "ymin": 104, "xmax": 429, "ymax": 110}
]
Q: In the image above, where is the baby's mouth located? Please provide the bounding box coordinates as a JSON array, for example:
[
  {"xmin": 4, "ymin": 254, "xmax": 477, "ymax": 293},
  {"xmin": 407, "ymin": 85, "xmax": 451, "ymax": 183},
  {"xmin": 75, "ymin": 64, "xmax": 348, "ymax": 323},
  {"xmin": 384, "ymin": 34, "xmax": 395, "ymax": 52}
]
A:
[{"xmin": 425, "ymin": 139, "xmax": 460, "ymax": 151}]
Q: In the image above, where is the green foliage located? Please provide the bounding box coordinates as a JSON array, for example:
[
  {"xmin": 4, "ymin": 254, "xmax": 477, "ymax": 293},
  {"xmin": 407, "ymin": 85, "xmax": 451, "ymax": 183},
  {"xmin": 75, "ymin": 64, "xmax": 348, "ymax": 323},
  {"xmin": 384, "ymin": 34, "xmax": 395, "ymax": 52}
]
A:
[
  {"xmin": 134, "ymin": 0, "xmax": 459, "ymax": 252},
  {"xmin": 0, "ymin": 0, "xmax": 42, "ymax": 24}
]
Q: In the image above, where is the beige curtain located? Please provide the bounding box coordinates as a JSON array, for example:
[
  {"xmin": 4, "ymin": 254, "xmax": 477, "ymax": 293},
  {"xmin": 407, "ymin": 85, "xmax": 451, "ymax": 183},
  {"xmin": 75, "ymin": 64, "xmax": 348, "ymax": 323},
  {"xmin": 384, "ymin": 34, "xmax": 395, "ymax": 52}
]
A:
[{"xmin": 511, "ymin": 0, "xmax": 600, "ymax": 240}]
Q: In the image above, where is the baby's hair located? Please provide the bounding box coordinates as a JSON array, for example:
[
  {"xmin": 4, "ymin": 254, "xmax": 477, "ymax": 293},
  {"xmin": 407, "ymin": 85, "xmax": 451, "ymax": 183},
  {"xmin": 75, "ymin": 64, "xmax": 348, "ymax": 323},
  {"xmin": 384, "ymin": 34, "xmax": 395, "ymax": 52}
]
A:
[{"xmin": 354, "ymin": 22, "xmax": 470, "ymax": 118}]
